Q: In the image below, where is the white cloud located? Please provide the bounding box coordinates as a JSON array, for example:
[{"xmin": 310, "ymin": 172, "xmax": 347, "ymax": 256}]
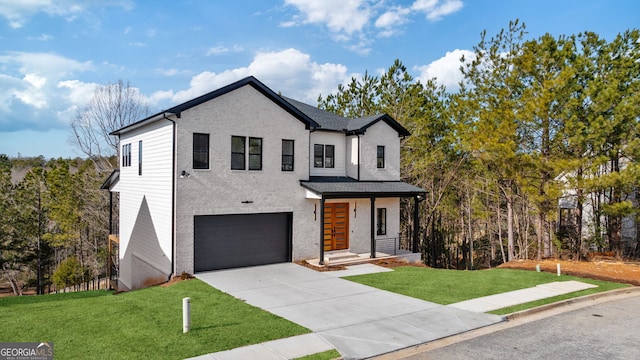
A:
[
  {"xmin": 0, "ymin": 0, "xmax": 134, "ymax": 28},
  {"xmin": 28, "ymin": 34, "xmax": 53, "ymax": 41},
  {"xmin": 0, "ymin": 52, "xmax": 93, "ymax": 131},
  {"xmin": 282, "ymin": 0, "xmax": 371, "ymax": 37},
  {"xmin": 156, "ymin": 68, "xmax": 179, "ymax": 76},
  {"xmin": 375, "ymin": 7, "xmax": 411, "ymax": 29},
  {"xmin": 152, "ymin": 48, "xmax": 351, "ymax": 106},
  {"xmin": 57, "ymin": 80, "xmax": 99, "ymax": 106},
  {"xmin": 283, "ymin": 0, "xmax": 464, "ymax": 49},
  {"xmin": 205, "ymin": 44, "xmax": 245, "ymax": 56},
  {"xmin": 207, "ymin": 46, "xmax": 229, "ymax": 55},
  {"xmin": 412, "ymin": 0, "xmax": 463, "ymax": 21},
  {"xmin": 416, "ymin": 49, "xmax": 474, "ymax": 91}
]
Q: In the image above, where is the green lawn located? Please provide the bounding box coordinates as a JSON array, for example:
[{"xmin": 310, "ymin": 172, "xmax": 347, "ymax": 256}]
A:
[
  {"xmin": 346, "ymin": 267, "xmax": 630, "ymax": 315},
  {"xmin": 0, "ymin": 279, "xmax": 309, "ymax": 359}
]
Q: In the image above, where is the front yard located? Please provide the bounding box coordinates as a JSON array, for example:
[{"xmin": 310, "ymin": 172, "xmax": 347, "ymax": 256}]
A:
[
  {"xmin": 346, "ymin": 266, "xmax": 630, "ymax": 315},
  {"xmin": 1, "ymin": 265, "xmax": 631, "ymax": 359},
  {"xmin": 0, "ymin": 279, "xmax": 309, "ymax": 359}
]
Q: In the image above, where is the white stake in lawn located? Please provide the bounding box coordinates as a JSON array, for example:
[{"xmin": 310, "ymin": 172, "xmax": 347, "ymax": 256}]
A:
[{"xmin": 183, "ymin": 297, "xmax": 191, "ymax": 333}]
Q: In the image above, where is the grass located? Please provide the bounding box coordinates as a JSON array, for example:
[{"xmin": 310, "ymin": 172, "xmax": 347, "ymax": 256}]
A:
[
  {"xmin": 0, "ymin": 279, "xmax": 309, "ymax": 359},
  {"xmin": 294, "ymin": 349, "xmax": 342, "ymax": 360},
  {"xmin": 346, "ymin": 267, "xmax": 630, "ymax": 315}
]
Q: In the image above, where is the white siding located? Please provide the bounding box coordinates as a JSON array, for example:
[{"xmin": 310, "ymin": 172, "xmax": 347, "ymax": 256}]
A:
[
  {"xmin": 346, "ymin": 135, "xmax": 359, "ymax": 179},
  {"xmin": 118, "ymin": 120, "xmax": 173, "ymax": 289},
  {"xmin": 309, "ymin": 131, "xmax": 346, "ymax": 177}
]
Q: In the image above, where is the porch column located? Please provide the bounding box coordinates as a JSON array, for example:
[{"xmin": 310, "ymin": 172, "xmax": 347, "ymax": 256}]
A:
[
  {"xmin": 413, "ymin": 195, "xmax": 420, "ymax": 253},
  {"xmin": 370, "ymin": 197, "xmax": 376, "ymax": 258},
  {"xmin": 319, "ymin": 197, "xmax": 325, "ymax": 265},
  {"xmin": 108, "ymin": 191, "xmax": 113, "ymax": 234}
]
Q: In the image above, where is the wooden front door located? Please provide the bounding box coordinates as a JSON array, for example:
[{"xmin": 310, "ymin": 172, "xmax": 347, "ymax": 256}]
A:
[{"xmin": 324, "ymin": 203, "xmax": 349, "ymax": 251}]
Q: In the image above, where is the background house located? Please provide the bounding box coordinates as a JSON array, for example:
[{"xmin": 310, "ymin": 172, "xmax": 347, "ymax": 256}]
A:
[{"xmin": 104, "ymin": 76, "xmax": 425, "ymax": 290}]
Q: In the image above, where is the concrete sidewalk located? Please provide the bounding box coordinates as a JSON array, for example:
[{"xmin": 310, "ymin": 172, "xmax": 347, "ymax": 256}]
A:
[
  {"xmin": 189, "ymin": 264, "xmax": 597, "ymax": 360},
  {"xmin": 448, "ymin": 280, "xmax": 597, "ymax": 313}
]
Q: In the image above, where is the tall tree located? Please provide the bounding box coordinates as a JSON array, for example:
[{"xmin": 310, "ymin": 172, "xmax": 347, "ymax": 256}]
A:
[
  {"xmin": 69, "ymin": 80, "xmax": 149, "ymax": 171},
  {"xmin": 455, "ymin": 20, "xmax": 529, "ymax": 261},
  {"xmin": 516, "ymin": 33, "xmax": 577, "ymax": 258}
]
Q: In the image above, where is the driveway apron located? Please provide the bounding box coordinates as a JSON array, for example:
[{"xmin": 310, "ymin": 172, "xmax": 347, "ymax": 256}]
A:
[{"xmin": 196, "ymin": 263, "xmax": 503, "ymax": 359}]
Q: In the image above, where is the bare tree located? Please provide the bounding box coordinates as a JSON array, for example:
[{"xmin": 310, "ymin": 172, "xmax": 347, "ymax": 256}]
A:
[{"xmin": 69, "ymin": 80, "xmax": 149, "ymax": 170}]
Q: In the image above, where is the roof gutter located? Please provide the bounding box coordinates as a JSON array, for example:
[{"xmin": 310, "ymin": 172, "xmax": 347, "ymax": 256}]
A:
[{"xmin": 162, "ymin": 112, "xmax": 177, "ymax": 281}]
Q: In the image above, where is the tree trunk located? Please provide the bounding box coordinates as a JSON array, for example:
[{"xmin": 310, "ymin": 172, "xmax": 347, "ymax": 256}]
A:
[
  {"xmin": 506, "ymin": 192, "xmax": 515, "ymax": 261},
  {"xmin": 497, "ymin": 201, "xmax": 506, "ymax": 263}
]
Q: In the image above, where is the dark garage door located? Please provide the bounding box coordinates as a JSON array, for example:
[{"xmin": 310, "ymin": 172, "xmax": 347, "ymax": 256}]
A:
[{"xmin": 194, "ymin": 212, "xmax": 292, "ymax": 272}]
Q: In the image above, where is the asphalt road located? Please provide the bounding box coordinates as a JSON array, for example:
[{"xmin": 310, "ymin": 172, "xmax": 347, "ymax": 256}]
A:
[{"xmin": 405, "ymin": 293, "xmax": 640, "ymax": 360}]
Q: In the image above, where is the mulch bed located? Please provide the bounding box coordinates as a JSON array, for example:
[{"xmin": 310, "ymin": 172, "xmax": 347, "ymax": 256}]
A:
[{"xmin": 499, "ymin": 259, "xmax": 640, "ymax": 286}]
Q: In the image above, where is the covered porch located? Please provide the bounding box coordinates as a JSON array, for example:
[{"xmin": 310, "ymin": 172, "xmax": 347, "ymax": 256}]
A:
[{"xmin": 300, "ymin": 177, "xmax": 426, "ymax": 266}]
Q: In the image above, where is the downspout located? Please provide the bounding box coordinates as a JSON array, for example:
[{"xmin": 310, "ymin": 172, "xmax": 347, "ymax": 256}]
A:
[
  {"xmin": 357, "ymin": 135, "xmax": 361, "ymax": 181},
  {"xmin": 163, "ymin": 113, "xmax": 177, "ymax": 280}
]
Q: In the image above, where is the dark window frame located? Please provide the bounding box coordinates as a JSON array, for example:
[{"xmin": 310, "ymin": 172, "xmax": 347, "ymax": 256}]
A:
[
  {"xmin": 377, "ymin": 208, "xmax": 387, "ymax": 235},
  {"xmin": 314, "ymin": 144, "xmax": 335, "ymax": 168},
  {"xmin": 282, "ymin": 139, "xmax": 294, "ymax": 171},
  {"xmin": 138, "ymin": 140, "xmax": 142, "ymax": 175},
  {"xmin": 325, "ymin": 145, "xmax": 335, "ymax": 168},
  {"xmin": 377, "ymin": 145, "xmax": 385, "ymax": 168},
  {"xmin": 248, "ymin": 137, "xmax": 262, "ymax": 171},
  {"xmin": 231, "ymin": 136, "xmax": 246, "ymax": 170},
  {"xmin": 193, "ymin": 133, "xmax": 210, "ymax": 170},
  {"xmin": 122, "ymin": 143, "xmax": 131, "ymax": 167},
  {"xmin": 314, "ymin": 144, "xmax": 324, "ymax": 168}
]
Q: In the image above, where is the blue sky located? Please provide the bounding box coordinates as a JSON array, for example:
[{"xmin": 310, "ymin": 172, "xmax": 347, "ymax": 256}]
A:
[{"xmin": 1, "ymin": 0, "xmax": 638, "ymax": 159}]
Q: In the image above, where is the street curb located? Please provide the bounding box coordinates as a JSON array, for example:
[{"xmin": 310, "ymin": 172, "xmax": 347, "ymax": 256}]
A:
[
  {"xmin": 505, "ymin": 285, "xmax": 640, "ymax": 320},
  {"xmin": 372, "ymin": 285, "xmax": 640, "ymax": 359}
]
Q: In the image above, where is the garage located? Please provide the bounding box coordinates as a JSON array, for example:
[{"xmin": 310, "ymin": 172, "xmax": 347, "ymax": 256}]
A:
[{"xmin": 194, "ymin": 212, "xmax": 292, "ymax": 272}]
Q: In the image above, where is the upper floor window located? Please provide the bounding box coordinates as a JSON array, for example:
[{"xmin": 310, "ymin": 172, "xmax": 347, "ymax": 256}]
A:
[
  {"xmin": 377, "ymin": 208, "xmax": 387, "ymax": 235},
  {"xmin": 232, "ymin": 136, "xmax": 262, "ymax": 171},
  {"xmin": 138, "ymin": 140, "xmax": 142, "ymax": 175},
  {"xmin": 377, "ymin": 145, "xmax": 385, "ymax": 168},
  {"xmin": 231, "ymin": 136, "xmax": 246, "ymax": 170},
  {"xmin": 282, "ymin": 139, "xmax": 294, "ymax": 171},
  {"xmin": 193, "ymin": 133, "xmax": 210, "ymax": 169},
  {"xmin": 314, "ymin": 144, "xmax": 334, "ymax": 168},
  {"xmin": 122, "ymin": 143, "xmax": 131, "ymax": 167},
  {"xmin": 248, "ymin": 137, "xmax": 262, "ymax": 170}
]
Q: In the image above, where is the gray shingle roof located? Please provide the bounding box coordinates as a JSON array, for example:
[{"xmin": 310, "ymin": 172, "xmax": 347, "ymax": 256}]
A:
[
  {"xmin": 282, "ymin": 97, "xmax": 410, "ymax": 137},
  {"xmin": 111, "ymin": 76, "xmax": 410, "ymax": 137},
  {"xmin": 301, "ymin": 177, "xmax": 426, "ymax": 198}
]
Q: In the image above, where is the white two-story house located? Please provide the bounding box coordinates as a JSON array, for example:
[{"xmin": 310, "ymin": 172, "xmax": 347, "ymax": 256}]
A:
[{"xmin": 102, "ymin": 76, "xmax": 425, "ymax": 290}]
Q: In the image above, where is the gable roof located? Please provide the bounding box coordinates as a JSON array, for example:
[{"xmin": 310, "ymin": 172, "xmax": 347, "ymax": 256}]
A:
[
  {"xmin": 283, "ymin": 97, "xmax": 410, "ymax": 137},
  {"xmin": 111, "ymin": 76, "xmax": 410, "ymax": 137},
  {"xmin": 111, "ymin": 76, "xmax": 320, "ymax": 135}
]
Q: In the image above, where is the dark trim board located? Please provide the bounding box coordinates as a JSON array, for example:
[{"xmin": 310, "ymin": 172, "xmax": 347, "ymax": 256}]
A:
[{"xmin": 194, "ymin": 212, "xmax": 292, "ymax": 272}]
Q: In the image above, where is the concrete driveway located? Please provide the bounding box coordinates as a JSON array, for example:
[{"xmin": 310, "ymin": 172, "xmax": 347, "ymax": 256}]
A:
[{"xmin": 197, "ymin": 263, "xmax": 503, "ymax": 359}]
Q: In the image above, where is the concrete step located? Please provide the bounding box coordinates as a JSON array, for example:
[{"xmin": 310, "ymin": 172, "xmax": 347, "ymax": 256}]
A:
[{"xmin": 327, "ymin": 252, "xmax": 360, "ymax": 261}]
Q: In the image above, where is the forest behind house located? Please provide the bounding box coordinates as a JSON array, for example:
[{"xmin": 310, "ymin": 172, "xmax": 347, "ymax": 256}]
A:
[{"xmin": 1, "ymin": 21, "xmax": 638, "ymax": 295}]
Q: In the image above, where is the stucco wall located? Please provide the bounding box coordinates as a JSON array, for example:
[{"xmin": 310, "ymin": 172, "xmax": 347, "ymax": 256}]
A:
[
  {"xmin": 173, "ymin": 85, "xmax": 315, "ymax": 273},
  {"xmin": 359, "ymin": 121, "xmax": 401, "ymax": 181}
]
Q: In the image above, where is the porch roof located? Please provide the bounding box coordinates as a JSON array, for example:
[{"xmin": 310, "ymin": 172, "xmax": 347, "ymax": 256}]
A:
[{"xmin": 300, "ymin": 176, "xmax": 426, "ymax": 199}]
